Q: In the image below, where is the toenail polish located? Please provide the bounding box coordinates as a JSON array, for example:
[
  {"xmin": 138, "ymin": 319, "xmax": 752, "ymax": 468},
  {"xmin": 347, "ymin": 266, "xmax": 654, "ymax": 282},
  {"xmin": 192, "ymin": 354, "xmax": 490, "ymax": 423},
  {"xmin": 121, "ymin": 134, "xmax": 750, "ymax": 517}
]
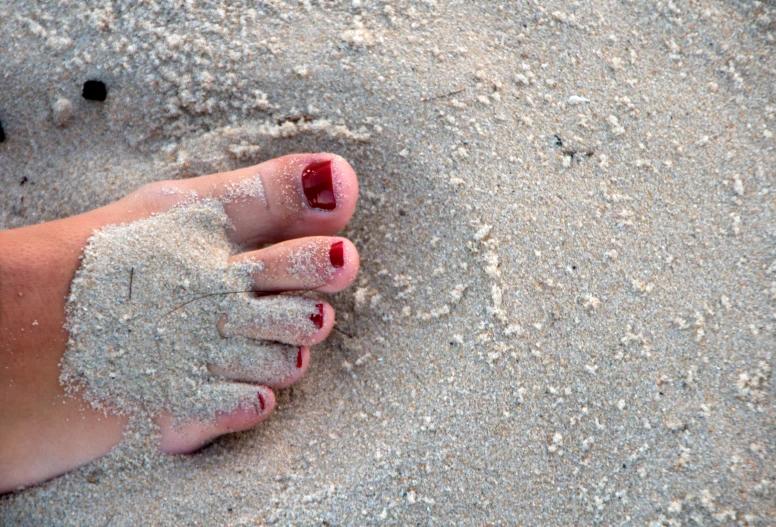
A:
[
  {"xmin": 329, "ymin": 241, "xmax": 345, "ymax": 268},
  {"xmin": 296, "ymin": 348, "xmax": 304, "ymax": 368},
  {"xmin": 301, "ymin": 160, "xmax": 336, "ymax": 210},
  {"xmin": 257, "ymin": 392, "xmax": 265, "ymax": 411},
  {"xmin": 310, "ymin": 303, "xmax": 324, "ymax": 329}
]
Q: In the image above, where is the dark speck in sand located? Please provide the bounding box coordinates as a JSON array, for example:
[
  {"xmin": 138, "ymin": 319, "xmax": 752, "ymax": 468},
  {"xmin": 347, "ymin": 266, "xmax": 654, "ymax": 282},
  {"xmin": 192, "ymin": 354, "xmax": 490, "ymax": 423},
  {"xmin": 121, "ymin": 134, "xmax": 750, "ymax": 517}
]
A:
[
  {"xmin": 0, "ymin": 120, "xmax": 5, "ymax": 142},
  {"xmin": 82, "ymin": 80, "xmax": 108, "ymax": 102}
]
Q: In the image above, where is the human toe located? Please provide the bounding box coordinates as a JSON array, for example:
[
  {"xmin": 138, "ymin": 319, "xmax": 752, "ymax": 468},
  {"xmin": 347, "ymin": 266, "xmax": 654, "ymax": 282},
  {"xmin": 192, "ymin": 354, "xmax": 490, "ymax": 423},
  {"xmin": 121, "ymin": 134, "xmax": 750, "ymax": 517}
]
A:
[
  {"xmin": 137, "ymin": 153, "xmax": 359, "ymax": 246},
  {"xmin": 231, "ymin": 236, "xmax": 359, "ymax": 294},
  {"xmin": 217, "ymin": 296, "xmax": 335, "ymax": 347},
  {"xmin": 157, "ymin": 386, "xmax": 275, "ymax": 454},
  {"xmin": 207, "ymin": 344, "xmax": 309, "ymax": 389}
]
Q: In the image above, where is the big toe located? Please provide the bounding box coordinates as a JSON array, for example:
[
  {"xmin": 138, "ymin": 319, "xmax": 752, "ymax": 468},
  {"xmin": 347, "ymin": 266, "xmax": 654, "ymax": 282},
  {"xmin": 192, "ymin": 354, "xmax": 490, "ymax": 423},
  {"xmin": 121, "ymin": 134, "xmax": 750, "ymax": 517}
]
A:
[{"xmin": 133, "ymin": 153, "xmax": 359, "ymax": 247}]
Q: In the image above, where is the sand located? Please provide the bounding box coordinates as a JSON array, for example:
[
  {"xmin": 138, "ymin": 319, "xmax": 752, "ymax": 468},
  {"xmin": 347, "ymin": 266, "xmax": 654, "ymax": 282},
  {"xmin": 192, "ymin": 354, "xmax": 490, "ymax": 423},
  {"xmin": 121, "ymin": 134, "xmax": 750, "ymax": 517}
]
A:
[
  {"xmin": 62, "ymin": 199, "xmax": 318, "ymax": 422},
  {"xmin": 1, "ymin": 0, "xmax": 774, "ymax": 525}
]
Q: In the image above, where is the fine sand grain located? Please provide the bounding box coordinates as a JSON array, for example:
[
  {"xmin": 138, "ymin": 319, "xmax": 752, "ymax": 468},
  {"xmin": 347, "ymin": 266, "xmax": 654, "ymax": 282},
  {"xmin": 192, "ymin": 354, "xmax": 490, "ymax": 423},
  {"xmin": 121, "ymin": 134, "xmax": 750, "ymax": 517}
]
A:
[
  {"xmin": 62, "ymin": 199, "xmax": 317, "ymax": 422},
  {"xmin": 1, "ymin": 0, "xmax": 774, "ymax": 525}
]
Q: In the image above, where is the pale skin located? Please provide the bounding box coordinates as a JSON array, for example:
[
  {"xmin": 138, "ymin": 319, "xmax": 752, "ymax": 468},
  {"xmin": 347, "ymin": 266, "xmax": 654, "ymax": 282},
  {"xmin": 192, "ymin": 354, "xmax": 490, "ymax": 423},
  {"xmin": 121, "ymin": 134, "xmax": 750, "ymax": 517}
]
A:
[{"xmin": 0, "ymin": 153, "xmax": 360, "ymax": 493}]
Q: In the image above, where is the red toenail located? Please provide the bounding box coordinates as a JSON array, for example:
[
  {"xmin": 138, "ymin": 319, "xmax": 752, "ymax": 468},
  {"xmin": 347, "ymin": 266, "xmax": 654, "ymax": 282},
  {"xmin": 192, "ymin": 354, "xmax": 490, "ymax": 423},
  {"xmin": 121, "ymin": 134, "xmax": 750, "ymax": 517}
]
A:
[
  {"xmin": 296, "ymin": 348, "xmax": 304, "ymax": 368},
  {"xmin": 329, "ymin": 241, "xmax": 345, "ymax": 268},
  {"xmin": 257, "ymin": 392, "xmax": 265, "ymax": 411},
  {"xmin": 301, "ymin": 160, "xmax": 336, "ymax": 210},
  {"xmin": 310, "ymin": 303, "xmax": 324, "ymax": 329}
]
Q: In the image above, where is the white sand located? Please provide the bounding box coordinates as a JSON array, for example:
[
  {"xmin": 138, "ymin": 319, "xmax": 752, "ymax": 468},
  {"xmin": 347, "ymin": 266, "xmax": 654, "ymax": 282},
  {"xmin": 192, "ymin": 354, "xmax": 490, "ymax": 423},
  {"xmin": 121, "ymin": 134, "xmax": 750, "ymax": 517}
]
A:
[
  {"xmin": 62, "ymin": 199, "xmax": 317, "ymax": 422},
  {"xmin": 1, "ymin": 0, "xmax": 774, "ymax": 525}
]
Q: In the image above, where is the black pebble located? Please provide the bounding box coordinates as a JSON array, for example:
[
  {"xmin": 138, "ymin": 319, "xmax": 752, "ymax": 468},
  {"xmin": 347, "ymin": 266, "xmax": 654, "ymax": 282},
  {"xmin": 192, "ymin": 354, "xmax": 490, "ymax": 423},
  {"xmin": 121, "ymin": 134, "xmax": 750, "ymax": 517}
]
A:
[
  {"xmin": 82, "ymin": 80, "xmax": 107, "ymax": 101},
  {"xmin": 0, "ymin": 120, "xmax": 5, "ymax": 143}
]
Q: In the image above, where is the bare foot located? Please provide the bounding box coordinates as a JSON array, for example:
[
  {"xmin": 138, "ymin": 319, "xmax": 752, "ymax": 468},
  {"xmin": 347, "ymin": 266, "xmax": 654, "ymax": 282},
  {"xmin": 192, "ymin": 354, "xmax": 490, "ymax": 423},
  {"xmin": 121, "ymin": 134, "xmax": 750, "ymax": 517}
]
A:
[{"xmin": 0, "ymin": 153, "xmax": 359, "ymax": 493}]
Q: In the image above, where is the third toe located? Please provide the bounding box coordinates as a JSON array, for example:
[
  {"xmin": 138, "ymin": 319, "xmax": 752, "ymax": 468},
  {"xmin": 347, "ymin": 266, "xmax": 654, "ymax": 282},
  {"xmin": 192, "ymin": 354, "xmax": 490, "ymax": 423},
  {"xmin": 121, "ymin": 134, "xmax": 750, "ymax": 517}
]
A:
[
  {"xmin": 207, "ymin": 343, "xmax": 308, "ymax": 389},
  {"xmin": 217, "ymin": 296, "xmax": 336, "ymax": 346}
]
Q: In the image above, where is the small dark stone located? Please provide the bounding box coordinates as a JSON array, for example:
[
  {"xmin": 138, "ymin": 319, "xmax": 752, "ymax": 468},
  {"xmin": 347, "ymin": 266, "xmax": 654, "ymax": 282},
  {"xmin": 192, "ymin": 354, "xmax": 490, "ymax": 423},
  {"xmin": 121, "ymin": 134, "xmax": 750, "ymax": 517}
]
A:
[
  {"xmin": 20, "ymin": 177, "xmax": 28, "ymax": 185},
  {"xmin": 0, "ymin": 120, "xmax": 5, "ymax": 142},
  {"xmin": 82, "ymin": 80, "xmax": 107, "ymax": 101}
]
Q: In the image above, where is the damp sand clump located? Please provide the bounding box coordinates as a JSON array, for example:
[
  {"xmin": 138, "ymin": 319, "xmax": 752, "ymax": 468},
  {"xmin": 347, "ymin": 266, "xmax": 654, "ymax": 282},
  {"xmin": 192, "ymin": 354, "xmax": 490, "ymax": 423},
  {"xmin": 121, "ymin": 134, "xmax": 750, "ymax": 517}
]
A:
[{"xmin": 60, "ymin": 199, "xmax": 320, "ymax": 422}]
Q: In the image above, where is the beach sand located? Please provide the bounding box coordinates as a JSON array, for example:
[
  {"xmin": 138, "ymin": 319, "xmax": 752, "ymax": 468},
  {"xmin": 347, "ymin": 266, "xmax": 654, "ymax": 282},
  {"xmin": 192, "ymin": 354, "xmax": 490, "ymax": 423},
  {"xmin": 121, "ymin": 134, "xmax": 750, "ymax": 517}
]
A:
[{"xmin": 1, "ymin": 0, "xmax": 774, "ymax": 525}]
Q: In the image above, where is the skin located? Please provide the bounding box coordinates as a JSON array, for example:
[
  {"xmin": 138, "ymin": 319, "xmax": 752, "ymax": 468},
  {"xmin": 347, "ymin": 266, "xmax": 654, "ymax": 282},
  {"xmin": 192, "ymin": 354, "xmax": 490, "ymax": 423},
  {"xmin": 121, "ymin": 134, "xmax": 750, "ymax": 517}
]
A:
[{"xmin": 0, "ymin": 153, "xmax": 360, "ymax": 493}]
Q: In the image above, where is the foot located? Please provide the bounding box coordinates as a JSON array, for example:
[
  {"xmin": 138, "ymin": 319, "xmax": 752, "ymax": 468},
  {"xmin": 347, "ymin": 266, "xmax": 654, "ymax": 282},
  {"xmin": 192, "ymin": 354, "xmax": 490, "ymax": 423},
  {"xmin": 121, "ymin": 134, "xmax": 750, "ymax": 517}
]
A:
[{"xmin": 0, "ymin": 153, "xmax": 359, "ymax": 493}]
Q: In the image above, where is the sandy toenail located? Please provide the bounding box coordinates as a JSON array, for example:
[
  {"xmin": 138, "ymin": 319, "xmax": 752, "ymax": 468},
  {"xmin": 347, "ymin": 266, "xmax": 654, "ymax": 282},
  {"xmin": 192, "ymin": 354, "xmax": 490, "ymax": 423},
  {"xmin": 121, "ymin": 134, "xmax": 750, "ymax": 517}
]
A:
[
  {"xmin": 329, "ymin": 241, "xmax": 345, "ymax": 268},
  {"xmin": 310, "ymin": 303, "xmax": 325, "ymax": 329},
  {"xmin": 301, "ymin": 160, "xmax": 336, "ymax": 210}
]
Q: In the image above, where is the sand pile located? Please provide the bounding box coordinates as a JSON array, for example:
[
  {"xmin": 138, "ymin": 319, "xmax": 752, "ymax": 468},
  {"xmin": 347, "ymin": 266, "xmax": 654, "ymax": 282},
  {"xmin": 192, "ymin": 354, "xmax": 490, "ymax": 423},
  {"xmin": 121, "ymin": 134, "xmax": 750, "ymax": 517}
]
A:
[{"xmin": 62, "ymin": 198, "xmax": 320, "ymax": 421}]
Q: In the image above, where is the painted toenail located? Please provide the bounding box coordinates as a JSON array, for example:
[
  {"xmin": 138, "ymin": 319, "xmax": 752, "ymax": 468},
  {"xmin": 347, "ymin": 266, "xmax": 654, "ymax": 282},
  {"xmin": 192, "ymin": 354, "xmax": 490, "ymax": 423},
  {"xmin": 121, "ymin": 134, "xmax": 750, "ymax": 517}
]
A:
[
  {"xmin": 257, "ymin": 392, "xmax": 265, "ymax": 411},
  {"xmin": 301, "ymin": 160, "xmax": 336, "ymax": 210},
  {"xmin": 310, "ymin": 303, "xmax": 324, "ymax": 329},
  {"xmin": 296, "ymin": 348, "xmax": 304, "ymax": 368},
  {"xmin": 329, "ymin": 241, "xmax": 345, "ymax": 268}
]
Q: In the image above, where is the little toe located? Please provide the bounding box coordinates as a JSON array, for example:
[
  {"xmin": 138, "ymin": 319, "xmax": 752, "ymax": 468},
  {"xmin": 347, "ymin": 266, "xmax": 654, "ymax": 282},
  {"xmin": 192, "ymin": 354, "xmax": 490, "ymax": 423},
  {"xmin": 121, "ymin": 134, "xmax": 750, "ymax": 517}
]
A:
[
  {"xmin": 218, "ymin": 296, "xmax": 335, "ymax": 346},
  {"xmin": 157, "ymin": 386, "xmax": 275, "ymax": 454},
  {"xmin": 207, "ymin": 343, "xmax": 309, "ymax": 389},
  {"xmin": 138, "ymin": 153, "xmax": 359, "ymax": 246},
  {"xmin": 231, "ymin": 236, "xmax": 359, "ymax": 294}
]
